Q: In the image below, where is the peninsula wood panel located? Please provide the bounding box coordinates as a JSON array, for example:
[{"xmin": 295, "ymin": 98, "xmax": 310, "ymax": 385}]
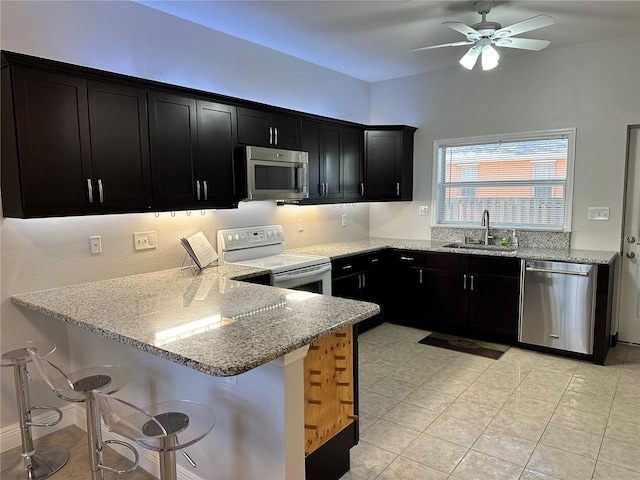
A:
[{"xmin": 304, "ymin": 326, "xmax": 355, "ymax": 456}]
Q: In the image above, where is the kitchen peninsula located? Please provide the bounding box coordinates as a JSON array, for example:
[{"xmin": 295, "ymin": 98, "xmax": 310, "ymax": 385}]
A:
[{"xmin": 11, "ymin": 263, "xmax": 379, "ymax": 480}]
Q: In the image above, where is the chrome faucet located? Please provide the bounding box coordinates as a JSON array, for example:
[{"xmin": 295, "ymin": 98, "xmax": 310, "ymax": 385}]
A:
[{"xmin": 481, "ymin": 209, "xmax": 492, "ymax": 245}]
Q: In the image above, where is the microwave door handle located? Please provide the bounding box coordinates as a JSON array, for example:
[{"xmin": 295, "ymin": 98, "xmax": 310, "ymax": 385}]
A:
[
  {"xmin": 298, "ymin": 164, "xmax": 308, "ymax": 193},
  {"xmin": 275, "ymin": 264, "xmax": 331, "ymax": 281}
]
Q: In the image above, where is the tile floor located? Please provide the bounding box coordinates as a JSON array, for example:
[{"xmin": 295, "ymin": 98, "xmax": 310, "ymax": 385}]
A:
[{"xmin": 340, "ymin": 322, "xmax": 640, "ymax": 480}]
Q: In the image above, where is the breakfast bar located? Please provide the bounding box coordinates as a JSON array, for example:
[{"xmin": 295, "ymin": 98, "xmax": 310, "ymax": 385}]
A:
[{"xmin": 11, "ymin": 264, "xmax": 379, "ymax": 480}]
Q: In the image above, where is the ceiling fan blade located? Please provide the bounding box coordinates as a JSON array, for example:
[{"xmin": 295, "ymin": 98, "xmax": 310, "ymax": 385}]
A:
[
  {"xmin": 494, "ymin": 37, "xmax": 550, "ymax": 51},
  {"xmin": 459, "ymin": 46, "xmax": 481, "ymax": 70},
  {"xmin": 443, "ymin": 22, "xmax": 481, "ymax": 39},
  {"xmin": 412, "ymin": 41, "xmax": 474, "ymax": 52},
  {"xmin": 493, "ymin": 14, "xmax": 555, "ymax": 38}
]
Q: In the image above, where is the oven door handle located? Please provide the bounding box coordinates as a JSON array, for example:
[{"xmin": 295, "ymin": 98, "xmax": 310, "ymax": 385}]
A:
[{"xmin": 274, "ymin": 264, "xmax": 331, "ymax": 282}]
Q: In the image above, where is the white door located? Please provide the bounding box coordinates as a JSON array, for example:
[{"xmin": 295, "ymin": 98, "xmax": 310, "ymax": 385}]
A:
[{"xmin": 619, "ymin": 125, "xmax": 640, "ymax": 344}]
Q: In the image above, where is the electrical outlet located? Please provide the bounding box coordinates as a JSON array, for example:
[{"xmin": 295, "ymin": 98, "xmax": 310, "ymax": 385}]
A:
[
  {"xmin": 418, "ymin": 205, "xmax": 429, "ymax": 216},
  {"xmin": 298, "ymin": 219, "xmax": 304, "ymax": 232},
  {"xmin": 134, "ymin": 231, "xmax": 157, "ymax": 250},
  {"xmin": 89, "ymin": 236, "xmax": 102, "ymax": 254},
  {"xmin": 341, "ymin": 214, "xmax": 347, "ymax": 227}
]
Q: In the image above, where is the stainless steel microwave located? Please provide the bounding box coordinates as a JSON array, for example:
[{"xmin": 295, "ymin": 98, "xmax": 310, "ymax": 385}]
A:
[{"xmin": 244, "ymin": 146, "xmax": 309, "ymax": 201}]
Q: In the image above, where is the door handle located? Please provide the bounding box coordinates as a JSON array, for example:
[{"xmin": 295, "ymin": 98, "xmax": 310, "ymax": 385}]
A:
[
  {"xmin": 470, "ymin": 275, "xmax": 474, "ymax": 291},
  {"xmin": 269, "ymin": 127, "xmax": 273, "ymax": 145},
  {"xmin": 627, "ymin": 251, "xmax": 636, "ymax": 259},
  {"xmin": 203, "ymin": 180, "xmax": 208, "ymax": 201},
  {"xmin": 97, "ymin": 179, "xmax": 104, "ymax": 203},
  {"xmin": 463, "ymin": 274, "xmax": 467, "ymax": 290},
  {"xmin": 196, "ymin": 180, "xmax": 201, "ymax": 201},
  {"xmin": 360, "ymin": 182, "xmax": 365, "ymax": 197},
  {"xmin": 274, "ymin": 127, "xmax": 278, "ymax": 146},
  {"xmin": 419, "ymin": 269, "xmax": 423, "ymax": 284},
  {"xmin": 396, "ymin": 182, "xmax": 400, "ymax": 196}
]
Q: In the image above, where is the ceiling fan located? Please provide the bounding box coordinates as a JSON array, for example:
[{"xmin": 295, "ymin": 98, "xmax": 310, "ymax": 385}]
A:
[{"xmin": 413, "ymin": 1, "xmax": 555, "ymax": 71}]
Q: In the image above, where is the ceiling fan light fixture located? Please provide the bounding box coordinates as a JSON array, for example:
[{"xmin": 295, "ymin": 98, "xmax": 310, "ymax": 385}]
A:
[
  {"xmin": 459, "ymin": 46, "xmax": 481, "ymax": 70},
  {"xmin": 481, "ymin": 45, "xmax": 500, "ymax": 70}
]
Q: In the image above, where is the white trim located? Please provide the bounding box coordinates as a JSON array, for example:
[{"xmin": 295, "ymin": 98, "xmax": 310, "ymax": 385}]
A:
[{"xmin": 0, "ymin": 404, "xmax": 75, "ymax": 453}]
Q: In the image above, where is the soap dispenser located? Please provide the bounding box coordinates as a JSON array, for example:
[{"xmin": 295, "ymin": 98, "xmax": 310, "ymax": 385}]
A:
[{"xmin": 512, "ymin": 229, "xmax": 519, "ymax": 247}]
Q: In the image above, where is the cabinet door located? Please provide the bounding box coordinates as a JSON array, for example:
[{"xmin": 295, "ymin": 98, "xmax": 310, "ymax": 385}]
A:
[
  {"xmin": 237, "ymin": 107, "xmax": 301, "ymax": 150},
  {"xmin": 323, "ymin": 124, "xmax": 343, "ymax": 199},
  {"xmin": 424, "ymin": 269, "xmax": 469, "ymax": 328},
  {"xmin": 365, "ymin": 130, "xmax": 402, "ymax": 199},
  {"xmin": 196, "ymin": 100, "xmax": 237, "ymax": 204},
  {"xmin": 88, "ymin": 81, "xmax": 151, "ymax": 207},
  {"xmin": 237, "ymin": 107, "xmax": 271, "ymax": 147},
  {"xmin": 271, "ymin": 113, "xmax": 301, "ymax": 150},
  {"xmin": 301, "ymin": 120, "xmax": 324, "ymax": 199},
  {"xmin": 12, "ymin": 67, "xmax": 92, "ymax": 213},
  {"xmin": 469, "ymin": 274, "xmax": 519, "ymax": 341},
  {"xmin": 342, "ymin": 127, "xmax": 364, "ymax": 200},
  {"xmin": 148, "ymin": 91, "xmax": 198, "ymax": 207},
  {"xmin": 332, "ymin": 273, "xmax": 362, "ymax": 300}
]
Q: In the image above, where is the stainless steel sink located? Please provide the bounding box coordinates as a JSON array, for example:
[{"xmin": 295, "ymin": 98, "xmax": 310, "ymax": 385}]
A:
[{"xmin": 442, "ymin": 243, "xmax": 517, "ymax": 252}]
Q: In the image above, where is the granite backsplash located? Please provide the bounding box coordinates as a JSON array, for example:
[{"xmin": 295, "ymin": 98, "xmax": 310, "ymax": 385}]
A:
[{"xmin": 431, "ymin": 227, "xmax": 571, "ymax": 250}]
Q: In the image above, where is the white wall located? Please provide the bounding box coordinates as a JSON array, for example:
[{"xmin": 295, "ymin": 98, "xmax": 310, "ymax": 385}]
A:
[
  {"xmin": 369, "ymin": 35, "xmax": 640, "ymax": 251},
  {"xmin": 0, "ymin": 0, "xmax": 370, "ymax": 436}
]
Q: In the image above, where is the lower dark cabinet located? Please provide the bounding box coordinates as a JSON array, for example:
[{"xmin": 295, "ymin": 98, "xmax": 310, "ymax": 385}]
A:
[{"xmin": 332, "ymin": 252, "xmax": 388, "ymax": 331}]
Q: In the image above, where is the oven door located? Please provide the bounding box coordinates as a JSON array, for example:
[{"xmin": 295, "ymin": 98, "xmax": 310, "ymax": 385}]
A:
[{"xmin": 272, "ymin": 263, "xmax": 332, "ymax": 295}]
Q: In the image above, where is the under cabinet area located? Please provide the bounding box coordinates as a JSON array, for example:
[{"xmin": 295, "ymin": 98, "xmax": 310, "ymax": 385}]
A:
[
  {"xmin": 331, "ymin": 252, "xmax": 388, "ymax": 331},
  {"xmin": 148, "ymin": 92, "xmax": 238, "ymax": 210},
  {"xmin": 1, "ymin": 65, "xmax": 151, "ymax": 217}
]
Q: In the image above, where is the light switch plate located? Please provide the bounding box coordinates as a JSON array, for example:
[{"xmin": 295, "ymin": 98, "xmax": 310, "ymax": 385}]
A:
[
  {"xmin": 588, "ymin": 207, "xmax": 610, "ymax": 221},
  {"xmin": 418, "ymin": 205, "xmax": 429, "ymax": 216},
  {"xmin": 134, "ymin": 231, "xmax": 157, "ymax": 250}
]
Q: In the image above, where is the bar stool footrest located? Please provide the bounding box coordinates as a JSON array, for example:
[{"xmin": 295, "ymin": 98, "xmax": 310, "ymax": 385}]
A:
[
  {"xmin": 98, "ymin": 439, "xmax": 140, "ymax": 475},
  {"xmin": 26, "ymin": 405, "xmax": 64, "ymax": 427}
]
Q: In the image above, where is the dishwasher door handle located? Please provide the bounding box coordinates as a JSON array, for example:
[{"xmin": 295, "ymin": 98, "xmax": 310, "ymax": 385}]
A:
[{"xmin": 525, "ymin": 266, "xmax": 590, "ymax": 277}]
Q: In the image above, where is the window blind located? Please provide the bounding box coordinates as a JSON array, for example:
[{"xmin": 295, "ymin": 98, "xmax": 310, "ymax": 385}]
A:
[{"xmin": 435, "ymin": 133, "xmax": 572, "ymax": 229}]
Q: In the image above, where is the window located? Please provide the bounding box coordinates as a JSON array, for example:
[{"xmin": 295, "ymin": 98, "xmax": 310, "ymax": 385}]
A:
[{"xmin": 433, "ymin": 129, "xmax": 575, "ymax": 230}]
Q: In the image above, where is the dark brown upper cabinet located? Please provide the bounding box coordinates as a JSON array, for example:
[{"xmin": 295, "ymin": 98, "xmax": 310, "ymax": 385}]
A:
[
  {"xmin": 148, "ymin": 92, "xmax": 238, "ymax": 210},
  {"xmin": 237, "ymin": 107, "xmax": 301, "ymax": 150},
  {"xmin": 301, "ymin": 120, "xmax": 364, "ymax": 202},
  {"xmin": 1, "ymin": 65, "xmax": 151, "ymax": 217},
  {"xmin": 364, "ymin": 126, "xmax": 416, "ymax": 201}
]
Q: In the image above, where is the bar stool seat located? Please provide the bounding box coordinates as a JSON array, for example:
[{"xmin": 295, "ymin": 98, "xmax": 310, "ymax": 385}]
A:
[
  {"xmin": 26, "ymin": 348, "xmax": 137, "ymax": 480},
  {"xmin": 1, "ymin": 340, "xmax": 69, "ymax": 480},
  {"xmin": 93, "ymin": 391, "xmax": 215, "ymax": 480}
]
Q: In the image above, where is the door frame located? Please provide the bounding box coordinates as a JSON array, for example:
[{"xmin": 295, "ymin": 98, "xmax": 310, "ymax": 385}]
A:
[{"xmin": 615, "ymin": 124, "xmax": 640, "ymax": 343}]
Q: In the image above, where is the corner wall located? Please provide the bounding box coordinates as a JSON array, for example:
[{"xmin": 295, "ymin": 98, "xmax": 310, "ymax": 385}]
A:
[{"xmin": 368, "ymin": 35, "xmax": 640, "ymax": 251}]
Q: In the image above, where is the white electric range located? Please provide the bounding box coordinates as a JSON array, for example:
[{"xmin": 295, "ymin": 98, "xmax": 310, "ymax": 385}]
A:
[{"xmin": 217, "ymin": 225, "xmax": 332, "ymax": 294}]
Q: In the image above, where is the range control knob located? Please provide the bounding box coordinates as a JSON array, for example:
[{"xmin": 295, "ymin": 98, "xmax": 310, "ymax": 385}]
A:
[
  {"xmin": 627, "ymin": 251, "xmax": 636, "ymax": 259},
  {"xmin": 227, "ymin": 234, "xmax": 233, "ymax": 242}
]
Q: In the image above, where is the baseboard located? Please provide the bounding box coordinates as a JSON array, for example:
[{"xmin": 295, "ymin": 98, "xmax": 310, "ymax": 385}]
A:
[
  {"xmin": 0, "ymin": 404, "xmax": 75, "ymax": 453},
  {"xmin": 2, "ymin": 404, "xmax": 204, "ymax": 480}
]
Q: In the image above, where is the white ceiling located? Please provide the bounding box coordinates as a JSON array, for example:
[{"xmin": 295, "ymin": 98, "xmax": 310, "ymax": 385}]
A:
[{"xmin": 136, "ymin": 1, "xmax": 640, "ymax": 82}]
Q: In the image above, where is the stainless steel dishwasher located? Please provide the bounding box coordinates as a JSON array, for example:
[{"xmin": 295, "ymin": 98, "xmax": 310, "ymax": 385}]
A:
[{"xmin": 519, "ymin": 260, "xmax": 596, "ymax": 355}]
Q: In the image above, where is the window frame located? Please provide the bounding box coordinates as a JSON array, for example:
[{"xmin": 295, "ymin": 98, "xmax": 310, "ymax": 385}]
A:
[{"xmin": 431, "ymin": 128, "xmax": 576, "ymax": 231}]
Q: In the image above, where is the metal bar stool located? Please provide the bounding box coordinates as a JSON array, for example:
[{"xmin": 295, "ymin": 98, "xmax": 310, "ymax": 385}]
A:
[
  {"xmin": 93, "ymin": 390, "xmax": 215, "ymax": 480},
  {"xmin": 26, "ymin": 347, "xmax": 138, "ymax": 480},
  {"xmin": 1, "ymin": 340, "xmax": 69, "ymax": 480}
]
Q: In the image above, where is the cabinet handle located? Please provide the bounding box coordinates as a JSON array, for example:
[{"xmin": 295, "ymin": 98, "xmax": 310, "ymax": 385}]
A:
[
  {"xmin": 360, "ymin": 182, "xmax": 365, "ymax": 197},
  {"xmin": 362, "ymin": 273, "xmax": 366, "ymax": 289},
  {"xmin": 274, "ymin": 127, "xmax": 278, "ymax": 146},
  {"xmin": 358, "ymin": 274, "xmax": 362, "ymax": 289},
  {"xmin": 342, "ymin": 264, "xmax": 353, "ymax": 270},
  {"xmin": 196, "ymin": 180, "xmax": 201, "ymax": 201},
  {"xmin": 86, "ymin": 179, "xmax": 93, "ymax": 203},
  {"xmin": 470, "ymin": 275, "xmax": 474, "ymax": 291},
  {"xmin": 371, "ymin": 258, "xmax": 379, "ymax": 263},
  {"xmin": 396, "ymin": 182, "xmax": 400, "ymax": 196},
  {"xmin": 419, "ymin": 269, "xmax": 423, "ymax": 284},
  {"xmin": 463, "ymin": 274, "xmax": 467, "ymax": 290},
  {"xmin": 97, "ymin": 179, "xmax": 104, "ymax": 203},
  {"xmin": 399, "ymin": 256, "xmax": 414, "ymax": 262},
  {"xmin": 269, "ymin": 127, "xmax": 273, "ymax": 145},
  {"xmin": 203, "ymin": 180, "xmax": 208, "ymax": 201}
]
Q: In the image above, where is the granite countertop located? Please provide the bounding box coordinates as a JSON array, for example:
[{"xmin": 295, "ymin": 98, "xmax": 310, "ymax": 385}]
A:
[
  {"xmin": 288, "ymin": 238, "xmax": 617, "ymax": 265},
  {"xmin": 11, "ymin": 263, "xmax": 379, "ymax": 377}
]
